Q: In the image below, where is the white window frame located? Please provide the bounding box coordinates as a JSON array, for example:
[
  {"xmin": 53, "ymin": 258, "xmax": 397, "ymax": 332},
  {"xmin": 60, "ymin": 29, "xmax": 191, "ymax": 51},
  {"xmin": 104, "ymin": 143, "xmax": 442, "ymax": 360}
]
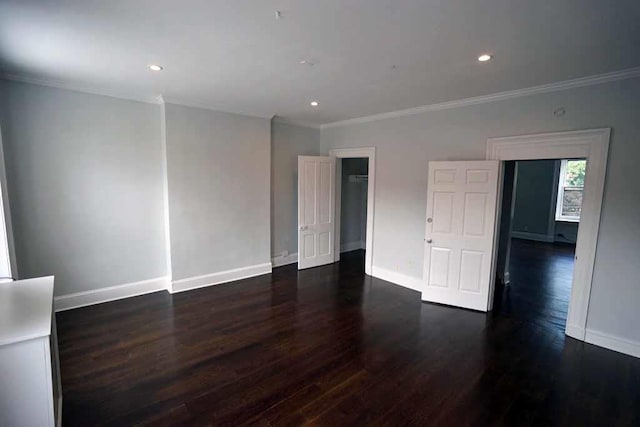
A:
[{"xmin": 555, "ymin": 159, "xmax": 585, "ymax": 223}]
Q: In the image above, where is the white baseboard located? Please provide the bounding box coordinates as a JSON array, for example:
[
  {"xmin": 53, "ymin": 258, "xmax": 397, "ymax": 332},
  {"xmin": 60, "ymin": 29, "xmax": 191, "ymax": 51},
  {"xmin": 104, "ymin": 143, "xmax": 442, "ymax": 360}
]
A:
[
  {"xmin": 170, "ymin": 262, "xmax": 272, "ymax": 294},
  {"xmin": 585, "ymin": 329, "xmax": 640, "ymax": 359},
  {"xmin": 271, "ymin": 252, "xmax": 298, "ymax": 267},
  {"xmin": 340, "ymin": 240, "xmax": 365, "ymax": 253},
  {"xmin": 54, "ymin": 276, "xmax": 169, "ymax": 312},
  {"xmin": 511, "ymin": 231, "xmax": 554, "ymax": 243},
  {"xmin": 371, "ymin": 265, "xmax": 422, "ymax": 292},
  {"xmin": 565, "ymin": 323, "xmax": 586, "ymax": 340}
]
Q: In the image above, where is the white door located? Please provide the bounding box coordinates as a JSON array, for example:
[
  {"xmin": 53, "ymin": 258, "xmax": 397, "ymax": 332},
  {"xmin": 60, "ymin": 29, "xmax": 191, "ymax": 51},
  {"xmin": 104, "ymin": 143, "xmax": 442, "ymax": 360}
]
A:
[
  {"xmin": 298, "ymin": 156, "xmax": 336, "ymax": 270},
  {"xmin": 422, "ymin": 161, "xmax": 500, "ymax": 311}
]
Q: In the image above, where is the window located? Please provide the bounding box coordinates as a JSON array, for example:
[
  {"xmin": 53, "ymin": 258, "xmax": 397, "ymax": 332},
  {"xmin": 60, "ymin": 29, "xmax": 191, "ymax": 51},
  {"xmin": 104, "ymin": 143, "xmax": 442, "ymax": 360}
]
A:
[{"xmin": 555, "ymin": 159, "xmax": 586, "ymax": 222}]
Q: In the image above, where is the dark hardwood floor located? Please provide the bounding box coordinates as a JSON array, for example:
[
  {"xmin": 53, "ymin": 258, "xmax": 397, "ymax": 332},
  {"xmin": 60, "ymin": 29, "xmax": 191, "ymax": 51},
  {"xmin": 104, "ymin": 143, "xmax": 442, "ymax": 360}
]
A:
[
  {"xmin": 493, "ymin": 238, "xmax": 576, "ymax": 331},
  {"xmin": 57, "ymin": 250, "xmax": 640, "ymax": 426}
]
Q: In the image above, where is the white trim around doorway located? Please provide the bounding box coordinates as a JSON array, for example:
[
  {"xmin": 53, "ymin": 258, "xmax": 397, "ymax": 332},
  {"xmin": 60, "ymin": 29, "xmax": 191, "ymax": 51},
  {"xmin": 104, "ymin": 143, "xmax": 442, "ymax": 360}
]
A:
[
  {"xmin": 487, "ymin": 128, "xmax": 610, "ymax": 341},
  {"xmin": 0, "ymin": 126, "xmax": 18, "ymax": 280},
  {"xmin": 329, "ymin": 147, "xmax": 376, "ymax": 276}
]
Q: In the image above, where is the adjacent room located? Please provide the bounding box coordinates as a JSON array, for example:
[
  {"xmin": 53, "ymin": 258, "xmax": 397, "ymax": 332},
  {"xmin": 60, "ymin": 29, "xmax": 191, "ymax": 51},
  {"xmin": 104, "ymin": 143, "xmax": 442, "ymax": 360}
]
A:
[
  {"xmin": 493, "ymin": 159, "xmax": 584, "ymax": 331},
  {"xmin": 1, "ymin": 1, "xmax": 639, "ymax": 425},
  {"xmin": 334, "ymin": 157, "xmax": 369, "ymax": 274},
  {"xmin": 339, "ymin": 158, "xmax": 368, "ymax": 258}
]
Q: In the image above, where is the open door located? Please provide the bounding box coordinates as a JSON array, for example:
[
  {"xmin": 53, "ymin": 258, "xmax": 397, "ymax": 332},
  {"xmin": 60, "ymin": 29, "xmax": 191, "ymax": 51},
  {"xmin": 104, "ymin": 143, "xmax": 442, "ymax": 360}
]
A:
[
  {"xmin": 298, "ymin": 156, "xmax": 336, "ymax": 270},
  {"xmin": 422, "ymin": 161, "xmax": 500, "ymax": 311}
]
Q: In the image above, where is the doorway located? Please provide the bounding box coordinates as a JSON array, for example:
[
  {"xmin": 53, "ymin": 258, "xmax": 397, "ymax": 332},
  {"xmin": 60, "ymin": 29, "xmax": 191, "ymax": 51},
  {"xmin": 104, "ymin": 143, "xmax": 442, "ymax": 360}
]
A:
[
  {"xmin": 297, "ymin": 148, "xmax": 376, "ymax": 274},
  {"xmin": 493, "ymin": 159, "xmax": 585, "ymax": 330},
  {"xmin": 338, "ymin": 158, "xmax": 368, "ymax": 269},
  {"xmin": 330, "ymin": 147, "xmax": 376, "ymax": 276},
  {"xmin": 487, "ymin": 128, "xmax": 609, "ymax": 340}
]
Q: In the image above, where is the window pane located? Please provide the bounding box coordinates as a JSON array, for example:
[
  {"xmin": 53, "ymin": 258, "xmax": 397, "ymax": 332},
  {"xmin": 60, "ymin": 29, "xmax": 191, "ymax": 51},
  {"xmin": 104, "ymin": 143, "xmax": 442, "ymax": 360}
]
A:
[
  {"xmin": 562, "ymin": 188, "xmax": 583, "ymax": 217},
  {"xmin": 564, "ymin": 160, "xmax": 586, "ymax": 187}
]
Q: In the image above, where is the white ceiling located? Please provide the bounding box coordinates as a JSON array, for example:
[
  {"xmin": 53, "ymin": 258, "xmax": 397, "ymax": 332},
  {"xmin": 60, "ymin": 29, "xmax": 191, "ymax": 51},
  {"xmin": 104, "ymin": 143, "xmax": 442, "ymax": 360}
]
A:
[{"xmin": 1, "ymin": 0, "xmax": 639, "ymax": 125}]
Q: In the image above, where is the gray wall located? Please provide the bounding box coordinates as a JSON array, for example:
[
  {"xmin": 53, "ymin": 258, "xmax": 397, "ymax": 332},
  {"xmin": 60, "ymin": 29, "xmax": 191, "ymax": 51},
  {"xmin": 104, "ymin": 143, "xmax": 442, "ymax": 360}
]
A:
[
  {"xmin": 340, "ymin": 158, "xmax": 368, "ymax": 247},
  {"xmin": 164, "ymin": 103, "xmax": 271, "ymax": 280},
  {"xmin": 511, "ymin": 160, "xmax": 580, "ymax": 244},
  {"xmin": 512, "ymin": 160, "xmax": 558, "ymax": 236},
  {"xmin": 0, "ymin": 81, "xmax": 167, "ymax": 296},
  {"xmin": 270, "ymin": 121, "xmax": 320, "ymax": 258},
  {"xmin": 556, "ymin": 221, "xmax": 578, "ymax": 244},
  {"xmin": 1, "ymin": 76, "xmax": 637, "ymax": 348},
  {"xmin": 321, "ymin": 78, "xmax": 640, "ymax": 343}
]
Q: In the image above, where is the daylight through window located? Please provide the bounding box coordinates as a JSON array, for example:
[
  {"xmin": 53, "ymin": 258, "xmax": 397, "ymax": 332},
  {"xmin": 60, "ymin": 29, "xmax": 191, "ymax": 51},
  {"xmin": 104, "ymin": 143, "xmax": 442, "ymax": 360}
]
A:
[{"xmin": 555, "ymin": 159, "xmax": 586, "ymax": 222}]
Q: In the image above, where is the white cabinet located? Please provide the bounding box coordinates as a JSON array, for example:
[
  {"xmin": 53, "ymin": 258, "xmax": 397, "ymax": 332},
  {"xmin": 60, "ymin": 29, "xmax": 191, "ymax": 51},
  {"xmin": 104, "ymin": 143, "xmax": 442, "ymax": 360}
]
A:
[{"xmin": 0, "ymin": 276, "xmax": 62, "ymax": 427}]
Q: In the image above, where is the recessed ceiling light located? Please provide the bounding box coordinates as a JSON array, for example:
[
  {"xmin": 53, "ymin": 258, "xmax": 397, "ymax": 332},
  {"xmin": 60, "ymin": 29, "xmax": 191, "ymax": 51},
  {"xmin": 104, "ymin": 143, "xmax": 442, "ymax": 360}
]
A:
[
  {"xmin": 148, "ymin": 64, "xmax": 163, "ymax": 71},
  {"xmin": 478, "ymin": 54, "xmax": 492, "ymax": 62},
  {"xmin": 310, "ymin": 101, "xmax": 319, "ymax": 107}
]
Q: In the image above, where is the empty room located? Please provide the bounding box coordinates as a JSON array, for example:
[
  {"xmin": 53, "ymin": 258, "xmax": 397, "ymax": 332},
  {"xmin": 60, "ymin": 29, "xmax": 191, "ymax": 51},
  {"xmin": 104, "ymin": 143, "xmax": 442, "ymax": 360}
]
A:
[{"xmin": 0, "ymin": 1, "xmax": 639, "ymax": 426}]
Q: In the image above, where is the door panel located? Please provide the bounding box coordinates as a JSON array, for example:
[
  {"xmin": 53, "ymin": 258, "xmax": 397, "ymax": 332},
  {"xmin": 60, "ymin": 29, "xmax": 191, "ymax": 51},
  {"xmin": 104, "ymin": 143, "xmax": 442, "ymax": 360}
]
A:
[
  {"xmin": 427, "ymin": 247, "xmax": 451, "ymax": 288},
  {"xmin": 459, "ymin": 250, "xmax": 483, "ymax": 293},
  {"xmin": 463, "ymin": 193, "xmax": 488, "ymax": 236},
  {"xmin": 319, "ymin": 163, "xmax": 332, "ymax": 223},
  {"xmin": 422, "ymin": 161, "xmax": 500, "ymax": 311},
  {"xmin": 303, "ymin": 162, "xmax": 316, "ymax": 225},
  {"xmin": 298, "ymin": 156, "xmax": 336, "ymax": 270},
  {"xmin": 319, "ymin": 232, "xmax": 331, "ymax": 256},
  {"xmin": 434, "ymin": 169, "xmax": 456, "ymax": 184},
  {"xmin": 303, "ymin": 234, "xmax": 315, "ymax": 258},
  {"xmin": 432, "ymin": 192, "xmax": 454, "ymax": 233}
]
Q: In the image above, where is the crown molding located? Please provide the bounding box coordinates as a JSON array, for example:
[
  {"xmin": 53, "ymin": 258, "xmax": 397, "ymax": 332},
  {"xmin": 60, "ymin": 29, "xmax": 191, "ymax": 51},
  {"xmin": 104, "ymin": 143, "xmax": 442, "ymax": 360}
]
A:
[
  {"xmin": 272, "ymin": 116, "xmax": 322, "ymax": 129},
  {"xmin": 158, "ymin": 95, "xmax": 274, "ymax": 120},
  {"xmin": 320, "ymin": 66, "xmax": 640, "ymax": 130},
  {"xmin": 0, "ymin": 72, "xmax": 160, "ymax": 104},
  {"xmin": 4, "ymin": 65, "xmax": 640, "ymax": 129},
  {"xmin": 0, "ymin": 72, "xmax": 274, "ymax": 119}
]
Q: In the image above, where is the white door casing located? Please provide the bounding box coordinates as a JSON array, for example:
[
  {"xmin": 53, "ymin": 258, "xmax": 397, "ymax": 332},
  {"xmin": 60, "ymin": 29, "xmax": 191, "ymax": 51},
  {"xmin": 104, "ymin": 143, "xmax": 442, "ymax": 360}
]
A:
[
  {"xmin": 0, "ymin": 127, "xmax": 16, "ymax": 280},
  {"xmin": 422, "ymin": 161, "xmax": 500, "ymax": 311},
  {"xmin": 487, "ymin": 128, "xmax": 610, "ymax": 341},
  {"xmin": 329, "ymin": 147, "xmax": 376, "ymax": 276},
  {"xmin": 298, "ymin": 156, "xmax": 336, "ymax": 270}
]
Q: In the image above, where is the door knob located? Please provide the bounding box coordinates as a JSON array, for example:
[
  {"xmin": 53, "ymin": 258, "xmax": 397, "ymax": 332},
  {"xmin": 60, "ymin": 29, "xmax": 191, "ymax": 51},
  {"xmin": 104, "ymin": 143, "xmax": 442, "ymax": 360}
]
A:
[
  {"xmin": 299, "ymin": 225, "xmax": 308, "ymax": 231},
  {"xmin": 426, "ymin": 239, "xmax": 433, "ymax": 244}
]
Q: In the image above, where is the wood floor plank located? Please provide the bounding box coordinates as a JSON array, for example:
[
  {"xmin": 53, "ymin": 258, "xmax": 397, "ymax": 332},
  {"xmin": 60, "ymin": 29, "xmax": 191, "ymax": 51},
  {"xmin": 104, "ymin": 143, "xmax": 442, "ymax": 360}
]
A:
[{"xmin": 57, "ymin": 247, "xmax": 640, "ymax": 426}]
